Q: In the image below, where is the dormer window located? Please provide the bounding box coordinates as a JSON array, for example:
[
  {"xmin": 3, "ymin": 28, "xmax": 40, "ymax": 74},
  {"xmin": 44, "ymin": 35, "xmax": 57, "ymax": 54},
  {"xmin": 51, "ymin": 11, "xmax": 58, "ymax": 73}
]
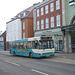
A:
[
  {"xmin": 24, "ymin": 12, "xmax": 26, "ymax": 16},
  {"xmin": 69, "ymin": 0, "xmax": 75, "ymax": 5},
  {"xmin": 18, "ymin": 15, "xmax": 21, "ymax": 17}
]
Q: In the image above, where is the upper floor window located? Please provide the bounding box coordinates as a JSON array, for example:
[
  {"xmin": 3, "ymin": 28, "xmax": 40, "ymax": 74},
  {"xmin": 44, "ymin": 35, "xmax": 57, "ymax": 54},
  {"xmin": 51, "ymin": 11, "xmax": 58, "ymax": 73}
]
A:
[
  {"xmin": 23, "ymin": 22, "xmax": 25, "ymax": 29},
  {"xmin": 41, "ymin": 7, "xmax": 44, "ymax": 15},
  {"xmin": 50, "ymin": 3, "xmax": 54, "ymax": 12},
  {"xmin": 23, "ymin": 32, "xmax": 25, "ymax": 39},
  {"xmin": 56, "ymin": 15, "xmax": 60, "ymax": 26},
  {"xmin": 45, "ymin": 5, "xmax": 48, "ymax": 14},
  {"xmin": 51, "ymin": 17, "xmax": 54, "ymax": 28},
  {"xmin": 37, "ymin": 21, "xmax": 39, "ymax": 30},
  {"xmin": 45, "ymin": 18, "xmax": 49, "ymax": 28},
  {"xmin": 37, "ymin": 9, "xmax": 39, "ymax": 17},
  {"xmin": 41, "ymin": 20, "xmax": 44, "ymax": 29},
  {"xmin": 56, "ymin": 0, "xmax": 60, "ymax": 10}
]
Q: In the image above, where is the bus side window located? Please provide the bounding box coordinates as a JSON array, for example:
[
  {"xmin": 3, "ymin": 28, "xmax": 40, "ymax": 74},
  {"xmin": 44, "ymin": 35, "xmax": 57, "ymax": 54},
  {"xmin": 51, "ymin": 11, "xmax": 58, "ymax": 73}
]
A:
[
  {"xmin": 16, "ymin": 43, "xmax": 19, "ymax": 49},
  {"xmin": 13, "ymin": 43, "xmax": 16, "ymax": 49},
  {"xmin": 28, "ymin": 41, "xmax": 32, "ymax": 49},
  {"xmin": 23, "ymin": 42, "xmax": 28, "ymax": 49},
  {"xmin": 19, "ymin": 42, "xmax": 23, "ymax": 49}
]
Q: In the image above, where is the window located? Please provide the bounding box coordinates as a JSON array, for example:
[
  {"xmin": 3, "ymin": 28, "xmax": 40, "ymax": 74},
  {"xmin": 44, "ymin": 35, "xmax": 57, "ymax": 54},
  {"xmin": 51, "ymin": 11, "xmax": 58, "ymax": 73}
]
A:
[
  {"xmin": 37, "ymin": 21, "xmax": 39, "ymax": 30},
  {"xmin": 56, "ymin": 15, "xmax": 60, "ymax": 26},
  {"xmin": 50, "ymin": 3, "xmax": 54, "ymax": 12},
  {"xmin": 41, "ymin": 7, "xmax": 44, "ymax": 15},
  {"xmin": 20, "ymin": 42, "xmax": 23, "ymax": 49},
  {"xmin": 23, "ymin": 22, "xmax": 25, "ymax": 29},
  {"xmin": 37, "ymin": 9, "xmax": 39, "ymax": 17},
  {"xmin": 16, "ymin": 43, "xmax": 19, "ymax": 49},
  {"xmin": 41, "ymin": 20, "xmax": 44, "ymax": 29},
  {"xmin": 45, "ymin": 18, "xmax": 49, "ymax": 28},
  {"xmin": 56, "ymin": 0, "xmax": 60, "ymax": 10},
  {"xmin": 24, "ymin": 12, "xmax": 26, "ymax": 16},
  {"xmin": 23, "ymin": 33, "xmax": 25, "ymax": 39},
  {"xmin": 51, "ymin": 17, "xmax": 54, "ymax": 27},
  {"xmin": 45, "ymin": 5, "xmax": 48, "ymax": 14}
]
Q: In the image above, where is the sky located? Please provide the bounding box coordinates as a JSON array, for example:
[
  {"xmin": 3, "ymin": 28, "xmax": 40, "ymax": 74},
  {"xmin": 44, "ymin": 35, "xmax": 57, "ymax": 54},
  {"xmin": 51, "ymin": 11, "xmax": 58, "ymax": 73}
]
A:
[{"xmin": 0, "ymin": 0, "xmax": 42, "ymax": 32}]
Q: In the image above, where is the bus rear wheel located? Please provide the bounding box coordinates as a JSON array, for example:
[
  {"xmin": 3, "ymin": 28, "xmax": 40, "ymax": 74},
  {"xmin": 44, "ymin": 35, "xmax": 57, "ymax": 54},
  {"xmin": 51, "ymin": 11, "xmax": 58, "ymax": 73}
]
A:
[{"xmin": 29, "ymin": 52, "xmax": 32, "ymax": 58}]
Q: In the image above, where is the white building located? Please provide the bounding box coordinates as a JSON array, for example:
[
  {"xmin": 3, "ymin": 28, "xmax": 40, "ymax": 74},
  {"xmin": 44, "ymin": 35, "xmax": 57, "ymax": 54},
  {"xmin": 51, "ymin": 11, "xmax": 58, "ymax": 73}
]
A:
[{"xmin": 6, "ymin": 18, "xmax": 22, "ymax": 42}]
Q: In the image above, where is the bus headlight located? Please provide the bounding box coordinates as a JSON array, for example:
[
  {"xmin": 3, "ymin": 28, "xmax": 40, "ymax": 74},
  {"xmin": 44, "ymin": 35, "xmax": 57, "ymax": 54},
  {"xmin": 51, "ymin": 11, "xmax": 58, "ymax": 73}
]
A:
[{"xmin": 39, "ymin": 53, "xmax": 42, "ymax": 55}]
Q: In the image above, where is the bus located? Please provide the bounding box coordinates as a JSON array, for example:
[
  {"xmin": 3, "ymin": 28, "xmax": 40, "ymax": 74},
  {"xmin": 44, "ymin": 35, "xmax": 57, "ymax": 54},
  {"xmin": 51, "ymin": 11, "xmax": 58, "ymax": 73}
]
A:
[{"xmin": 9, "ymin": 36, "xmax": 55, "ymax": 58}]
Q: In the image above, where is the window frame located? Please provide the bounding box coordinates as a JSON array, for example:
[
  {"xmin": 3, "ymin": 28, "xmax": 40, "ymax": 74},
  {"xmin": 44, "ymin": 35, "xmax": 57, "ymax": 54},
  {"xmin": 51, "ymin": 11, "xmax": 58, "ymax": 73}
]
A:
[
  {"xmin": 56, "ymin": 0, "xmax": 60, "ymax": 10},
  {"xmin": 45, "ymin": 5, "xmax": 48, "ymax": 14},
  {"xmin": 50, "ymin": 3, "xmax": 54, "ymax": 12},
  {"xmin": 41, "ymin": 20, "xmax": 44, "ymax": 29},
  {"xmin": 56, "ymin": 15, "xmax": 60, "ymax": 26},
  {"xmin": 51, "ymin": 17, "xmax": 54, "ymax": 28},
  {"xmin": 45, "ymin": 18, "xmax": 49, "ymax": 28}
]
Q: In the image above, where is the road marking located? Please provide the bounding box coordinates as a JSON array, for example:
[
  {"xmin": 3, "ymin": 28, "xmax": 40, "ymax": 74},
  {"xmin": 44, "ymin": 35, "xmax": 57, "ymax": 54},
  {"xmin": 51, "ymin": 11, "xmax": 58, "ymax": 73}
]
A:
[
  {"xmin": 5, "ymin": 60, "xmax": 20, "ymax": 66},
  {"xmin": 31, "ymin": 69, "xmax": 48, "ymax": 75}
]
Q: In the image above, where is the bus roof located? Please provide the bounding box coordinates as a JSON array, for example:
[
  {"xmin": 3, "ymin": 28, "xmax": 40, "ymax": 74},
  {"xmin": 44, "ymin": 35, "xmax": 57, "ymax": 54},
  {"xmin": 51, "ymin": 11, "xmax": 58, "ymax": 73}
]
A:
[
  {"xmin": 9, "ymin": 36, "xmax": 52, "ymax": 43},
  {"xmin": 9, "ymin": 39, "xmax": 28, "ymax": 43}
]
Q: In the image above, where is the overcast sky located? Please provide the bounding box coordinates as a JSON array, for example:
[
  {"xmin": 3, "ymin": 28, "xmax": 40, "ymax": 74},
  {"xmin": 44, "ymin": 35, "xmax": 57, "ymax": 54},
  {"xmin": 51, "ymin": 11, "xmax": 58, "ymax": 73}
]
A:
[{"xmin": 0, "ymin": 0, "xmax": 42, "ymax": 32}]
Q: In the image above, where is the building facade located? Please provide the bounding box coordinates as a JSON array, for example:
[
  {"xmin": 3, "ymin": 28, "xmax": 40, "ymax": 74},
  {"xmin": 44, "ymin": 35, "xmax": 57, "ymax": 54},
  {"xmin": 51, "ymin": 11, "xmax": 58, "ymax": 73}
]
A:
[
  {"xmin": 21, "ymin": 6, "xmax": 34, "ymax": 39},
  {"xmin": 33, "ymin": 0, "xmax": 63, "ymax": 52},
  {"xmin": 61, "ymin": 0, "xmax": 75, "ymax": 53},
  {"xmin": 0, "ymin": 31, "xmax": 6, "ymax": 51},
  {"xmin": 6, "ymin": 6, "xmax": 34, "ymax": 50},
  {"xmin": 6, "ymin": 18, "xmax": 22, "ymax": 50}
]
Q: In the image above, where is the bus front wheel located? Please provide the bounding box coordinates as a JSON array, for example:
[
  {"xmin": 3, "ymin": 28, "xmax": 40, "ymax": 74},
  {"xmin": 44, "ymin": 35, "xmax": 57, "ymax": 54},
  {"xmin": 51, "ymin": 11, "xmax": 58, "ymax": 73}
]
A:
[
  {"xmin": 29, "ymin": 52, "xmax": 32, "ymax": 58},
  {"xmin": 13, "ymin": 51, "xmax": 16, "ymax": 56}
]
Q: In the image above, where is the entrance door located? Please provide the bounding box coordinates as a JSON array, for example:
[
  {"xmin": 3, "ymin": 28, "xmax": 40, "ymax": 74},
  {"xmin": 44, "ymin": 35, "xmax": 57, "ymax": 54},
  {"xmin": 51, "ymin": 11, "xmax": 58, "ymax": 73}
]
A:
[{"xmin": 71, "ymin": 34, "xmax": 75, "ymax": 53}]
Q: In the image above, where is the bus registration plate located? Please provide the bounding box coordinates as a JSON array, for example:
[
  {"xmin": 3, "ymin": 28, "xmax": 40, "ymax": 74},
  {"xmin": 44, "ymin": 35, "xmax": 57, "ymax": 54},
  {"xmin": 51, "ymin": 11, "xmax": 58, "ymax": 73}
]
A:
[{"xmin": 46, "ymin": 54, "xmax": 50, "ymax": 57}]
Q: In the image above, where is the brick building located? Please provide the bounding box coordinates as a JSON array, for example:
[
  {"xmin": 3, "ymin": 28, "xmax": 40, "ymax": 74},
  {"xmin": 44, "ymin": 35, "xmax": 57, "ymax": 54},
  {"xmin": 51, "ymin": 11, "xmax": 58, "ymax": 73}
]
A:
[
  {"xmin": 21, "ymin": 6, "xmax": 34, "ymax": 39},
  {"xmin": 33, "ymin": 0, "xmax": 63, "ymax": 52}
]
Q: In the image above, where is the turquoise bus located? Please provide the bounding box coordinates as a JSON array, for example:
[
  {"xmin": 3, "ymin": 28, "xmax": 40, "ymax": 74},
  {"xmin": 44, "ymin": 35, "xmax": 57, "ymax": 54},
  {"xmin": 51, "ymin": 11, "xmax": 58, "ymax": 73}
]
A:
[{"xmin": 9, "ymin": 36, "xmax": 55, "ymax": 58}]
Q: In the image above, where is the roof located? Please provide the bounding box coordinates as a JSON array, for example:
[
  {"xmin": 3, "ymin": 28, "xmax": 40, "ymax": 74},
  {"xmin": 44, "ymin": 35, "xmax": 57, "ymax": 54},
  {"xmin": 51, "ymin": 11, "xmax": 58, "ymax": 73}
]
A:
[
  {"xmin": 6, "ymin": 6, "xmax": 33, "ymax": 24},
  {"xmin": 16, "ymin": 6, "xmax": 33, "ymax": 18},
  {"xmin": 0, "ymin": 31, "xmax": 6, "ymax": 37}
]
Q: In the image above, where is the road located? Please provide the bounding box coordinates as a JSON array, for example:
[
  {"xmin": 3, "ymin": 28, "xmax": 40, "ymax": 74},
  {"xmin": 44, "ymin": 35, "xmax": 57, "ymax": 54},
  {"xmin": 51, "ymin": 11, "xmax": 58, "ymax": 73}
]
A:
[{"xmin": 0, "ymin": 52, "xmax": 75, "ymax": 75}]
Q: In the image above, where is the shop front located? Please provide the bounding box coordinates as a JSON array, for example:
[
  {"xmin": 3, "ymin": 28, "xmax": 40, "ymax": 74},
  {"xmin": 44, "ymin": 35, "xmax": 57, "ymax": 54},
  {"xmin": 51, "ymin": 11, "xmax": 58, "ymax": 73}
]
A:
[{"xmin": 61, "ymin": 24, "xmax": 75, "ymax": 53}]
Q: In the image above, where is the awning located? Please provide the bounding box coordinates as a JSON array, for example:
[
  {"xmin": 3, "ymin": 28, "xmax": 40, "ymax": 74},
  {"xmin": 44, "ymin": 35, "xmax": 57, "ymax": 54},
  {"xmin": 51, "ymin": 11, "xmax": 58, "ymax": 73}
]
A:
[{"xmin": 61, "ymin": 24, "xmax": 75, "ymax": 31}]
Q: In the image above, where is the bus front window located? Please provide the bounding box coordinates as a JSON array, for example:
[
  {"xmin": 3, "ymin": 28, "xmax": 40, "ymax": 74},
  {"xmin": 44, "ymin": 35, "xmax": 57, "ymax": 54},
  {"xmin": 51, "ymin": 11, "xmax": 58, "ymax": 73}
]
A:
[{"xmin": 39, "ymin": 40, "xmax": 54, "ymax": 49}]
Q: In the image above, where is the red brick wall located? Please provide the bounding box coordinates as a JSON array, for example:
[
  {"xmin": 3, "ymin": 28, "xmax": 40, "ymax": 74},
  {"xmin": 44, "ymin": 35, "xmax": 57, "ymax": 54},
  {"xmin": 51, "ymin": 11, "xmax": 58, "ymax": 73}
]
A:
[
  {"xmin": 22, "ymin": 18, "xmax": 34, "ymax": 39},
  {"xmin": 36, "ymin": 0, "xmax": 62, "ymax": 30}
]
